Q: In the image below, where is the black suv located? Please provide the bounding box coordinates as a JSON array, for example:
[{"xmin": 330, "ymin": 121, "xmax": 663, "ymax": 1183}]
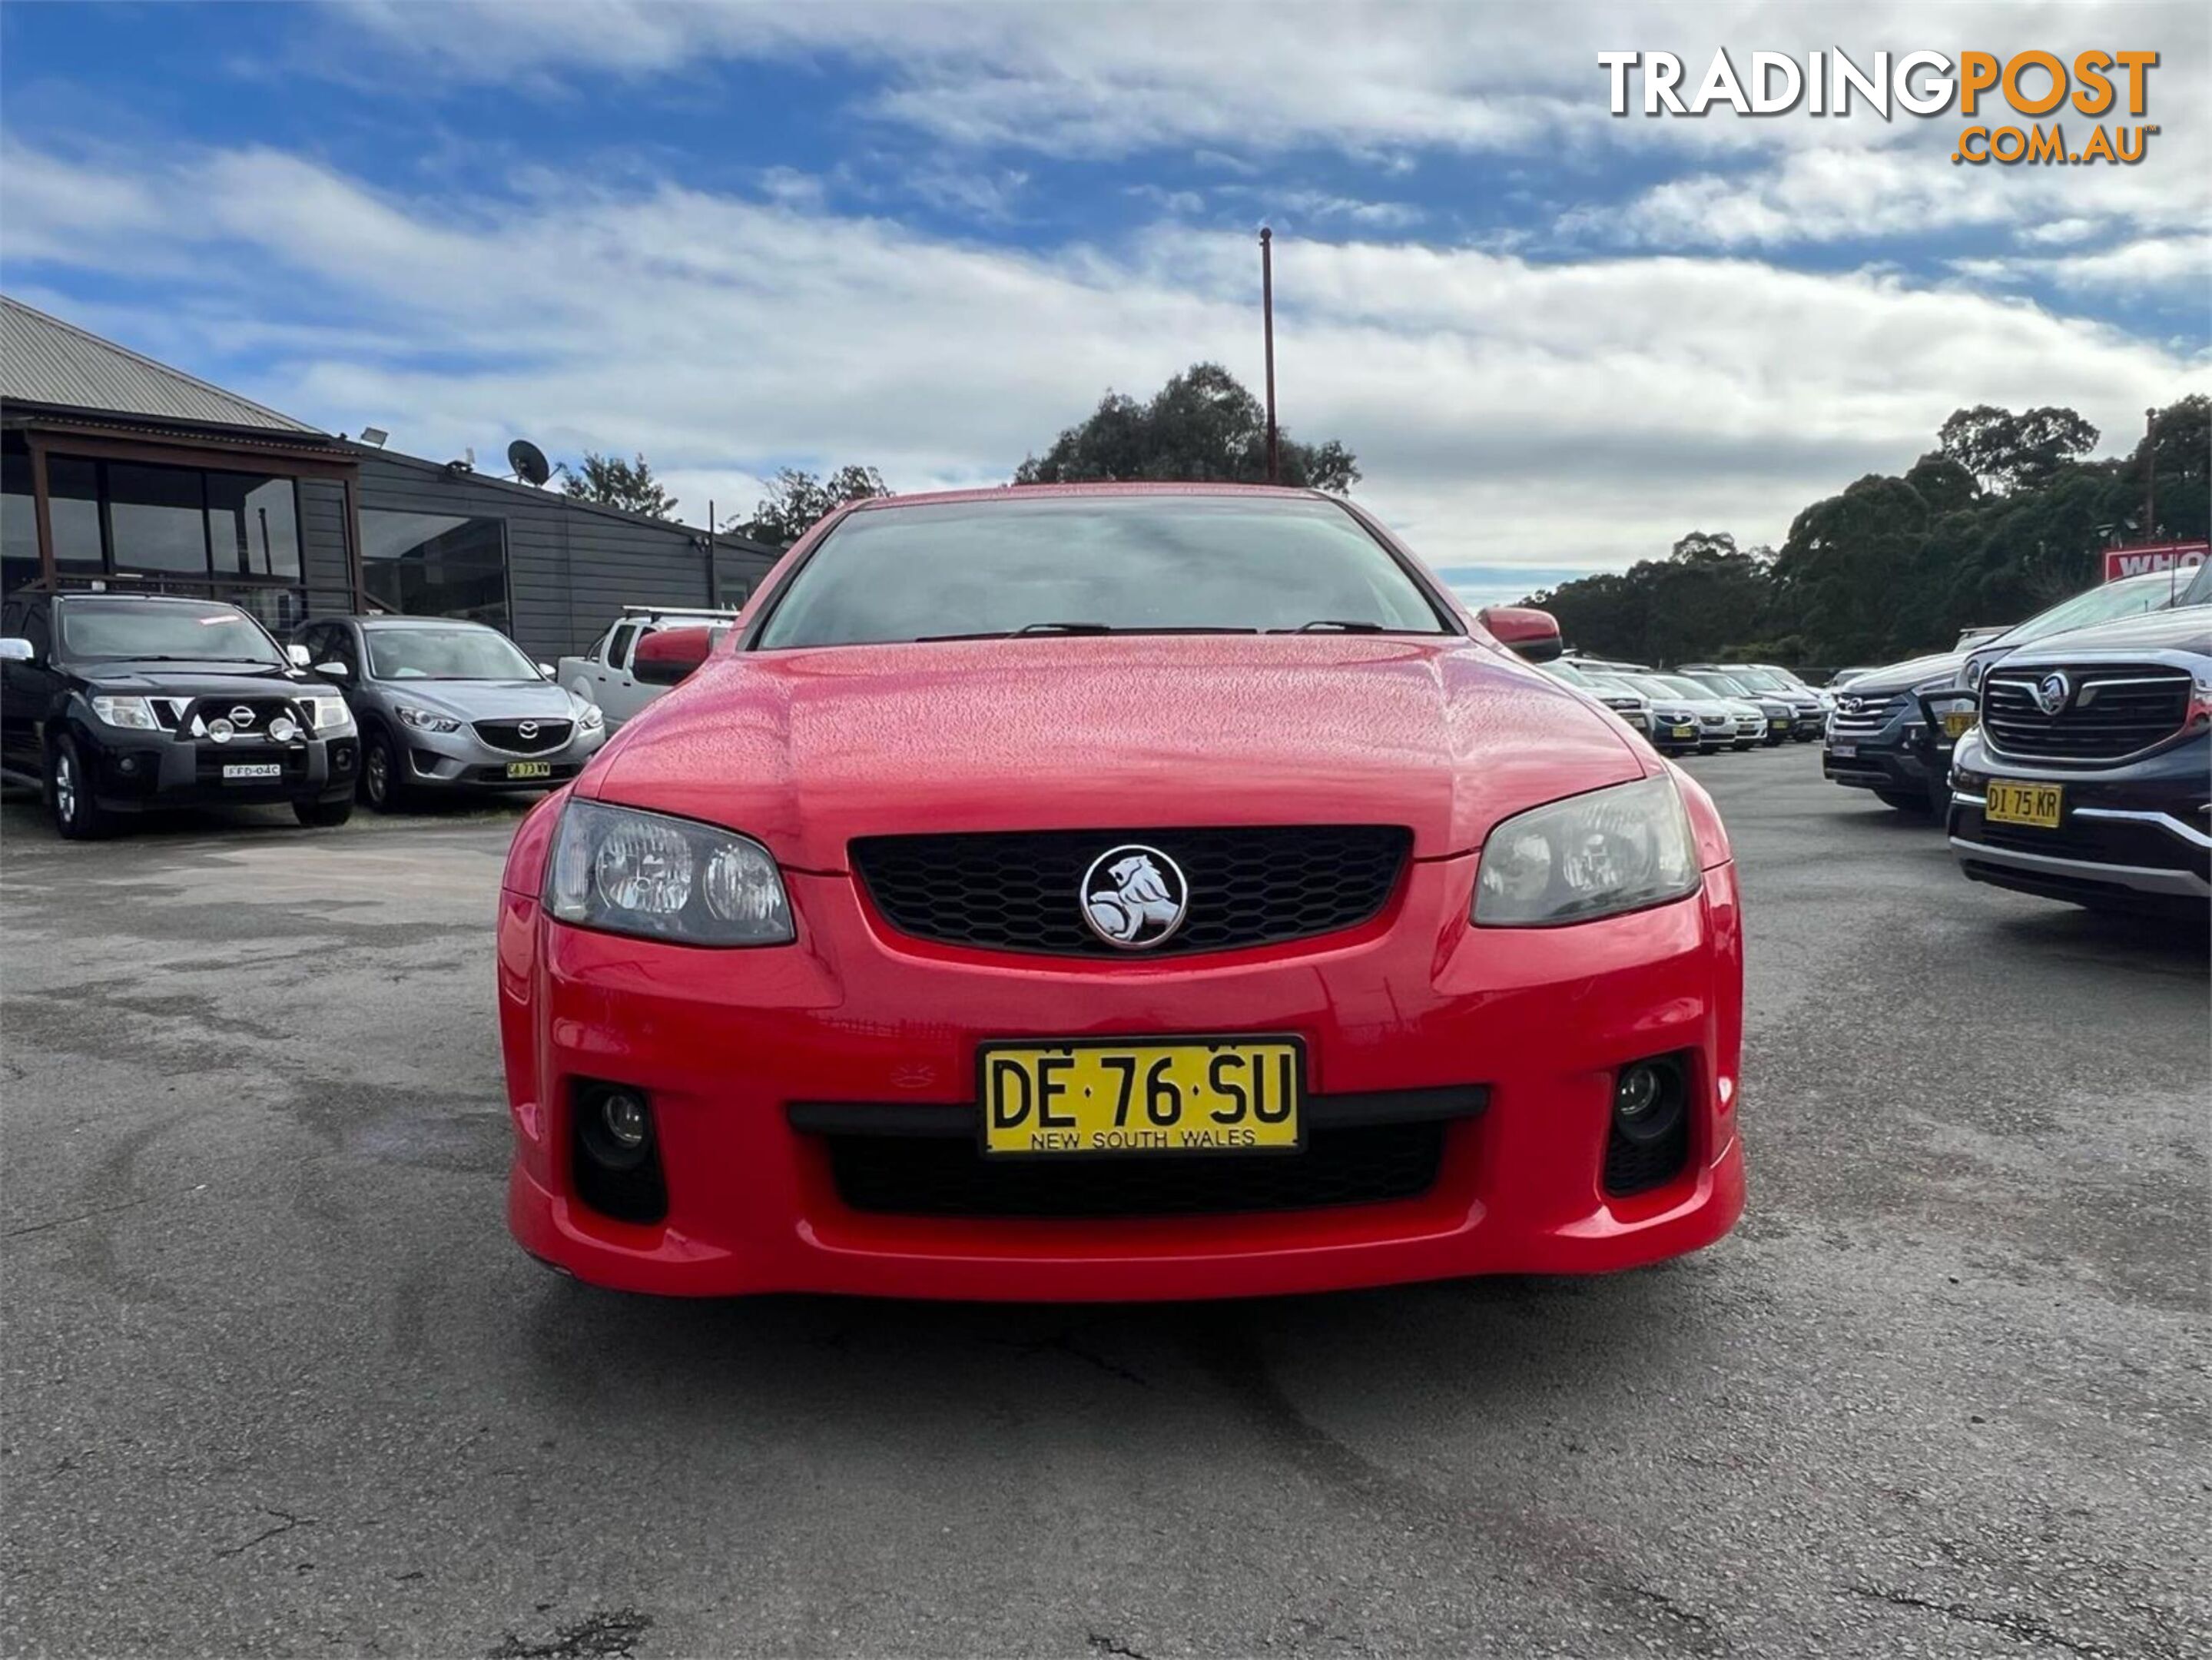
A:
[
  {"xmin": 0, "ymin": 591, "xmax": 360, "ymax": 838},
  {"xmin": 1946, "ymin": 608, "xmax": 2210, "ymax": 917}
]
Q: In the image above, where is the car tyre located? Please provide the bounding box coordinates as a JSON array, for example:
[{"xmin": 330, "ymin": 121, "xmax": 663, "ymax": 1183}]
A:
[
  {"xmin": 294, "ymin": 795, "xmax": 354, "ymax": 828},
  {"xmin": 1873, "ymin": 787, "xmax": 1932, "ymax": 815},
  {"xmin": 362, "ymin": 729, "xmax": 410, "ymax": 813},
  {"xmin": 48, "ymin": 735, "xmax": 112, "ymax": 841}
]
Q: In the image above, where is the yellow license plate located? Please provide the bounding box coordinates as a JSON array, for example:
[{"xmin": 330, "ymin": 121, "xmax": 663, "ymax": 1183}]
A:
[
  {"xmin": 1670, "ymin": 724, "xmax": 1695, "ymax": 739},
  {"xmin": 1943, "ymin": 711, "xmax": 1976, "ymax": 739},
  {"xmin": 506, "ymin": 761, "xmax": 553, "ymax": 780},
  {"xmin": 1985, "ymin": 779, "xmax": 2062, "ymax": 828},
  {"xmin": 981, "ymin": 1039, "xmax": 1302, "ymax": 1157}
]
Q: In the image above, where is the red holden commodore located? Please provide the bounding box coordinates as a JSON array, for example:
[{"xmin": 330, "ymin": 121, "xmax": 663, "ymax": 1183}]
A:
[{"xmin": 497, "ymin": 484, "xmax": 1744, "ymax": 1300}]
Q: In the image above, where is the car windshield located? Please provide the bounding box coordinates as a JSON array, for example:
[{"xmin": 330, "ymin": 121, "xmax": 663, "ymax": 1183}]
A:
[
  {"xmin": 368, "ymin": 626, "xmax": 539, "ymax": 680},
  {"xmin": 57, "ymin": 599, "xmax": 284, "ymax": 665},
  {"xmin": 1716, "ymin": 666, "xmax": 1783, "ymax": 691},
  {"xmin": 1541, "ymin": 662, "xmax": 1594, "ymax": 687},
  {"xmin": 1656, "ymin": 676, "xmax": 1718, "ymax": 699},
  {"xmin": 1623, "ymin": 676, "xmax": 1682, "ymax": 700},
  {"xmin": 1582, "ymin": 673, "xmax": 1641, "ymax": 696},
  {"xmin": 753, "ymin": 495, "xmax": 1451, "ymax": 649},
  {"xmin": 1686, "ymin": 672, "xmax": 1748, "ymax": 696},
  {"xmin": 1996, "ymin": 575, "xmax": 2177, "ymax": 648}
]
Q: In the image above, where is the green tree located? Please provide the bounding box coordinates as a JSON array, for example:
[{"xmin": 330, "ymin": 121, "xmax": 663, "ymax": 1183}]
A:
[
  {"xmin": 556, "ymin": 451, "xmax": 678, "ymax": 520},
  {"xmin": 744, "ymin": 464, "xmax": 892, "ymax": 547},
  {"xmin": 1937, "ymin": 405, "xmax": 2100, "ymax": 493},
  {"xmin": 1015, "ymin": 362, "xmax": 1359, "ymax": 493}
]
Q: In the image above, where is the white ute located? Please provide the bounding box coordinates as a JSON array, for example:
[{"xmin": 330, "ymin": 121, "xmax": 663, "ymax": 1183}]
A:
[{"xmin": 558, "ymin": 606, "xmax": 741, "ymax": 731}]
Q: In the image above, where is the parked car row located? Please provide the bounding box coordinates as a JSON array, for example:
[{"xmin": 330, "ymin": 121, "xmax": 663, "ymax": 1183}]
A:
[
  {"xmin": 1819, "ymin": 562, "xmax": 2212, "ymax": 921},
  {"xmin": 1540, "ymin": 656, "xmax": 1826, "ymax": 757},
  {"xmin": 0, "ymin": 589, "xmax": 721, "ymax": 839}
]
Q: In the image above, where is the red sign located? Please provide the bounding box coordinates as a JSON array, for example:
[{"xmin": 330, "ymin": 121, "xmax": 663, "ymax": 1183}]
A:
[{"xmin": 2103, "ymin": 541, "xmax": 2208, "ymax": 582}]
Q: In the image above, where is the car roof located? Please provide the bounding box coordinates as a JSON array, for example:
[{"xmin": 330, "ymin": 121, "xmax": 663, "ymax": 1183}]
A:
[
  {"xmin": 841, "ymin": 481, "xmax": 1334, "ymax": 513},
  {"xmin": 51, "ymin": 590, "xmax": 237, "ymax": 605}
]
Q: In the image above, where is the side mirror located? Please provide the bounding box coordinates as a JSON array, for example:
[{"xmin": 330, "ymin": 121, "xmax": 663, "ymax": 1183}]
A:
[
  {"xmin": 0, "ymin": 638, "xmax": 33, "ymax": 664},
  {"xmin": 632, "ymin": 626, "xmax": 715, "ymax": 686},
  {"xmin": 537, "ymin": 662, "xmax": 556, "ymax": 679},
  {"xmin": 315, "ymin": 660, "xmax": 352, "ymax": 681},
  {"xmin": 1478, "ymin": 606, "xmax": 1563, "ymax": 663},
  {"xmin": 287, "ymin": 643, "xmax": 313, "ymax": 666}
]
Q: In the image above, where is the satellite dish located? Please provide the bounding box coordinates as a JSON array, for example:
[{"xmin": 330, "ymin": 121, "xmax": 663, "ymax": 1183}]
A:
[{"xmin": 508, "ymin": 439, "xmax": 552, "ymax": 487}]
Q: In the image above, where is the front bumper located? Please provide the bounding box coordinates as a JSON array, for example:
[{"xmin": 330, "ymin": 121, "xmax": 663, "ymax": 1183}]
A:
[
  {"xmin": 89, "ymin": 731, "xmax": 358, "ymax": 811},
  {"xmin": 500, "ymin": 858, "xmax": 1745, "ymax": 1300},
  {"xmin": 1822, "ymin": 726, "xmax": 1938, "ymax": 797},
  {"xmin": 403, "ymin": 722, "xmax": 605, "ymax": 791},
  {"xmin": 1947, "ymin": 732, "xmax": 2212, "ymax": 909}
]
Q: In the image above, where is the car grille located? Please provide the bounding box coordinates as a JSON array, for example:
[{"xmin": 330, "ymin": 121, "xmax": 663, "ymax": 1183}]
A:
[
  {"xmin": 1699, "ymin": 713, "xmax": 1727, "ymax": 728},
  {"xmin": 473, "ymin": 718, "xmax": 574, "ymax": 754},
  {"xmin": 184, "ymin": 696, "xmax": 303, "ymax": 736},
  {"xmin": 1981, "ymin": 666, "xmax": 2190, "ymax": 761},
  {"xmin": 824, "ymin": 1121, "xmax": 1444, "ymax": 1219},
  {"xmin": 1829, "ymin": 692, "xmax": 1909, "ymax": 738},
  {"xmin": 850, "ymin": 825, "xmax": 1411, "ymax": 957}
]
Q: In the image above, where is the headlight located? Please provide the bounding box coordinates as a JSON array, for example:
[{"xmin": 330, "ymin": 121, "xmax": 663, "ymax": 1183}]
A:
[
  {"xmin": 546, "ymin": 798, "xmax": 794, "ymax": 946},
  {"xmin": 1473, "ymin": 774, "xmax": 1700, "ymax": 928},
  {"xmin": 1963, "ymin": 656, "xmax": 1986, "ymax": 689},
  {"xmin": 301, "ymin": 695, "xmax": 354, "ymax": 735},
  {"xmin": 396, "ymin": 704, "xmax": 461, "ymax": 734},
  {"xmin": 578, "ymin": 702, "xmax": 605, "ymax": 732},
  {"xmin": 90, "ymin": 696, "xmax": 160, "ymax": 730}
]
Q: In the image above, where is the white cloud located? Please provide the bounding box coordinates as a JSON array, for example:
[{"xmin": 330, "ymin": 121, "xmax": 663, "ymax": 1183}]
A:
[{"xmin": 2, "ymin": 138, "xmax": 2204, "ymax": 570}]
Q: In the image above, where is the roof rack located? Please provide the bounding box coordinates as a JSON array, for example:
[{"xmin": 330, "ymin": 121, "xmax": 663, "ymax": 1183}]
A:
[{"xmin": 620, "ymin": 603, "xmax": 745, "ymax": 619}]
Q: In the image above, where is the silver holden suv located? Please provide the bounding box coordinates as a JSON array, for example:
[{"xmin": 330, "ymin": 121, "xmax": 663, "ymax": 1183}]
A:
[{"xmin": 294, "ymin": 616, "xmax": 606, "ymax": 811}]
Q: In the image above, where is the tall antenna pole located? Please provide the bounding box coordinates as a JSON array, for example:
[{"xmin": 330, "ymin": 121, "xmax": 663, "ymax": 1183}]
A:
[
  {"xmin": 2142, "ymin": 407, "xmax": 2158, "ymax": 540},
  {"xmin": 1261, "ymin": 226, "xmax": 1279, "ymax": 484}
]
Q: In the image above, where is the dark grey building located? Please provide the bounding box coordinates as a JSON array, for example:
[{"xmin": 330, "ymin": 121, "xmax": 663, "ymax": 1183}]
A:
[{"xmin": 2, "ymin": 294, "xmax": 778, "ymax": 662}]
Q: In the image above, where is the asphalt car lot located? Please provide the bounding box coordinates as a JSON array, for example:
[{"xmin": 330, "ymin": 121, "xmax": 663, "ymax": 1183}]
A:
[{"xmin": 2, "ymin": 751, "xmax": 2204, "ymax": 1658}]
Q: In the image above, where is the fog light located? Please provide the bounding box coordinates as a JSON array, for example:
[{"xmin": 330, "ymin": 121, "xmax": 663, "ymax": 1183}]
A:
[
  {"xmin": 269, "ymin": 715, "xmax": 300, "ymax": 743},
  {"xmin": 1614, "ymin": 1065, "xmax": 1661, "ymax": 1120},
  {"xmin": 579, "ymin": 1087, "xmax": 653, "ymax": 1173},
  {"xmin": 1610, "ymin": 1059, "xmax": 1685, "ymax": 1146},
  {"xmin": 602, "ymin": 1092, "xmax": 648, "ymax": 1149},
  {"xmin": 208, "ymin": 719, "xmax": 234, "ymax": 743},
  {"xmin": 118, "ymin": 755, "xmax": 140, "ymax": 775}
]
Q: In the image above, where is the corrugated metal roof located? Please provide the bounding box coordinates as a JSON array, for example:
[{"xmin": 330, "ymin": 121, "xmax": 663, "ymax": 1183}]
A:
[{"xmin": 0, "ymin": 295, "xmax": 326, "ymax": 437}]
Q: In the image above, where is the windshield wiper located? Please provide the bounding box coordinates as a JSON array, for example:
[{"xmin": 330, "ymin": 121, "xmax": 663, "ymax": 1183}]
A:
[
  {"xmin": 913, "ymin": 622, "xmax": 1261, "ymax": 642},
  {"xmin": 1272, "ymin": 619, "xmax": 1390, "ymax": 634}
]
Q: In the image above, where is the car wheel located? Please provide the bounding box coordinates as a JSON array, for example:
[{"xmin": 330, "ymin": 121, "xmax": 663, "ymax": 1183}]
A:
[
  {"xmin": 1873, "ymin": 787, "xmax": 1933, "ymax": 815},
  {"xmin": 294, "ymin": 795, "xmax": 354, "ymax": 828},
  {"xmin": 48, "ymin": 735, "xmax": 112, "ymax": 840},
  {"xmin": 362, "ymin": 729, "xmax": 409, "ymax": 813},
  {"xmin": 1732, "ymin": 739, "xmax": 1755, "ymax": 751}
]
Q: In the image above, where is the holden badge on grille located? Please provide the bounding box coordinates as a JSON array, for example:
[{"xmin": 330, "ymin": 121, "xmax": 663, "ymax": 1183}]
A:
[
  {"xmin": 1080, "ymin": 845, "xmax": 1189, "ymax": 950},
  {"xmin": 2032, "ymin": 672, "xmax": 2071, "ymax": 716}
]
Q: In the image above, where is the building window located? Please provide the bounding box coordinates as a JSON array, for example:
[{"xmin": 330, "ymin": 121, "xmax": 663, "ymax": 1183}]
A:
[
  {"xmin": 18, "ymin": 455, "xmax": 308, "ymax": 616},
  {"xmin": 2, "ymin": 440, "xmax": 34, "ymax": 598},
  {"xmin": 206, "ymin": 473, "xmax": 302, "ymax": 579},
  {"xmin": 48, "ymin": 457, "xmax": 104, "ymax": 570},
  {"xmin": 108, "ymin": 463, "xmax": 211, "ymax": 574},
  {"xmin": 360, "ymin": 509, "xmax": 510, "ymax": 629}
]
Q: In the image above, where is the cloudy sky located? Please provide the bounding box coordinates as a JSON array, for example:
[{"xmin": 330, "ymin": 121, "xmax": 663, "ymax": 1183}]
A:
[{"xmin": 2, "ymin": 1, "xmax": 2206, "ymax": 603}]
